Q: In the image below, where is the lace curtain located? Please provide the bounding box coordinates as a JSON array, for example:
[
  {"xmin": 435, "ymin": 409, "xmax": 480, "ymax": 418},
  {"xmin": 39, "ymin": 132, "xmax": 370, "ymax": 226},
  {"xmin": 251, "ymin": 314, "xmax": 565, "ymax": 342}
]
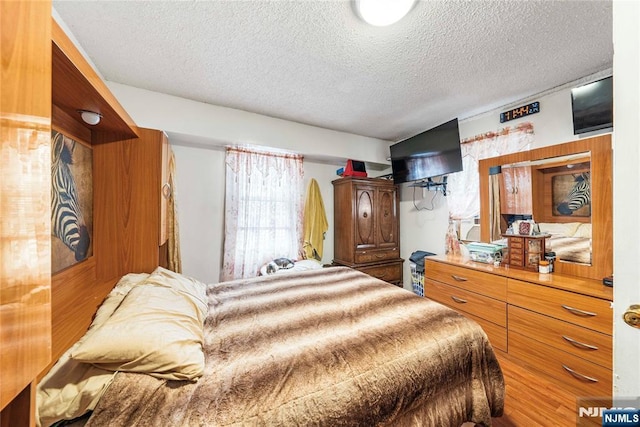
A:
[
  {"xmin": 447, "ymin": 123, "xmax": 535, "ymax": 221},
  {"xmin": 222, "ymin": 147, "xmax": 304, "ymax": 281}
]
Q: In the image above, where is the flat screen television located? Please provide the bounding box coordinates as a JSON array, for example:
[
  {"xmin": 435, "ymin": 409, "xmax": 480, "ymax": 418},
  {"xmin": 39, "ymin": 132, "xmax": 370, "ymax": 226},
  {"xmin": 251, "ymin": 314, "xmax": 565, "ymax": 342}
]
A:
[
  {"xmin": 390, "ymin": 118, "xmax": 463, "ymax": 185},
  {"xmin": 571, "ymin": 76, "xmax": 613, "ymax": 135}
]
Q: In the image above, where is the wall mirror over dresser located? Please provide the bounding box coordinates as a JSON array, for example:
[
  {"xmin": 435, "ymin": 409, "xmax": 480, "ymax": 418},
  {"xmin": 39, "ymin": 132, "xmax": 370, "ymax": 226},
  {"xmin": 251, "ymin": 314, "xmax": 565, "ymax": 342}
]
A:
[{"xmin": 479, "ymin": 134, "xmax": 612, "ymax": 281}]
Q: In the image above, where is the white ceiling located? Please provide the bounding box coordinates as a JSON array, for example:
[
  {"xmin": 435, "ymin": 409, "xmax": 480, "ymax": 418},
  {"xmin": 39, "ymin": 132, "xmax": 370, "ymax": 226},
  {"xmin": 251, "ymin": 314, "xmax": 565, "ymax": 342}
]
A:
[{"xmin": 53, "ymin": 0, "xmax": 613, "ymax": 142}]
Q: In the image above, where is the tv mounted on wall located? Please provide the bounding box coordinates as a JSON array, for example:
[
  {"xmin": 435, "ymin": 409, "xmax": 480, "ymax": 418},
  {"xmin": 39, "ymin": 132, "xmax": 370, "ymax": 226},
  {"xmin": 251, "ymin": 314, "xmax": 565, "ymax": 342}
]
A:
[
  {"xmin": 571, "ymin": 76, "xmax": 613, "ymax": 135},
  {"xmin": 389, "ymin": 118, "xmax": 463, "ymax": 185}
]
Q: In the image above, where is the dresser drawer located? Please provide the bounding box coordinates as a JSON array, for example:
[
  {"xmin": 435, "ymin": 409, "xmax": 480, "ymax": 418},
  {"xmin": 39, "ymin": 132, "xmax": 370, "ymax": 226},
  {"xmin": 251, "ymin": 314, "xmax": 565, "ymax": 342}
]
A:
[
  {"xmin": 461, "ymin": 311, "xmax": 507, "ymax": 352},
  {"xmin": 355, "ymin": 248, "xmax": 399, "ymax": 264},
  {"xmin": 509, "ymin": 332, "xmax": 612, "ymax": 397},
  {"xmin": 509, "ymin": 306, "xmax": 612, "ymax": 369},
  {"xmin": 425, "ymin": 260, "xmax": 507, "ymax": 300},
  {"xmin": 509, "ymin": 252, "xmax": 524, "ymax": 266},
  {"xmin": 425, "ymin": 278, "xmax": 506, "ymax": 327},
  {"xmin": 509, "ymin": 237, "xmax": 524, "ymax": 249},
  {"xmin": 508, "ymin": 279, "xmax": 612, "ymax": 334},
  {"xmin": 357, "ymin": 262, "xmax": 402, "ymax": 284}
]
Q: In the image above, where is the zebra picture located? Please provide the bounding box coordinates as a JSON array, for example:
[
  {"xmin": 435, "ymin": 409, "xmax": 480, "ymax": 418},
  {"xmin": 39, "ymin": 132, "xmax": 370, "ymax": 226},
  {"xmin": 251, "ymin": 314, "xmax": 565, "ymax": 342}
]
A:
[
  {"xmin": 553, "ymin": 172, "xmax": 591, "ymax": 217},
  {"xmin": 51, "ymin": 131, "xmax": 93, "ymax": 273}
]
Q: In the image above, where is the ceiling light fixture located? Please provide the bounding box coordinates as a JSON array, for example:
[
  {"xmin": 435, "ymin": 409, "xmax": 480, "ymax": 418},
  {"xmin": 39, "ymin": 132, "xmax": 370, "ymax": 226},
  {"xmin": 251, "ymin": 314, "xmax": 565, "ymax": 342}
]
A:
[
  {"xmin": 78, "ymin": 110, "xmax": 102, "ymax": 126},
  {"xmin": 354, "ymin": 0, "xmax": 417, "ymax": 27}
]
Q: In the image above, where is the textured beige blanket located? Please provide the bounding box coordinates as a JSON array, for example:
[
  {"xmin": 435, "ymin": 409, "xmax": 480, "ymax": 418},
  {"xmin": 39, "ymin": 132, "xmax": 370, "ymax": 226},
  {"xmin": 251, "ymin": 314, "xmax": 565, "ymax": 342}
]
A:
[{"xmin": 86, "ymin": 267, "xmax": 504, "ymax": 426}]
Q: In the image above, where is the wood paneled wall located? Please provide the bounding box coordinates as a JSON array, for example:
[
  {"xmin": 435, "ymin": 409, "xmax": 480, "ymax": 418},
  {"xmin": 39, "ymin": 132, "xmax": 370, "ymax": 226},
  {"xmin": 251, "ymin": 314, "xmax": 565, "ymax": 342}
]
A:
[
  {"xmin": 2, "ymin": 7, "xmax": 166, "ymax": 425},
  {"xmin": 0, "ymin": 0, "xmax": 52, "ymax": 417},
  {"xmin": 93, "ymin": 128, "xmax": 166, "ymax": 282}
]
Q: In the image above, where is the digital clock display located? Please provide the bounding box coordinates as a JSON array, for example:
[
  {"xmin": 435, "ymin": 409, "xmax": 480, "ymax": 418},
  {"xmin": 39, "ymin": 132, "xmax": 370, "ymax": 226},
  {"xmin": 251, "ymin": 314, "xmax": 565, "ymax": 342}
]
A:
[{"xmin": 500, "ymin": 101, "xmax": 540, "ymax": 123}]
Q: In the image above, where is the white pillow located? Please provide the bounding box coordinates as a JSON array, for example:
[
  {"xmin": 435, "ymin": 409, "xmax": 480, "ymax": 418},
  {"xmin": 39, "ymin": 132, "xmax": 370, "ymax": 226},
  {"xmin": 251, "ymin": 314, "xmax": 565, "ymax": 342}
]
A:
[
  {"xmin": 290, "ymin": 259, "xmax": 323, "ymax": 271},
  {"xmin": 573, "ymin": 223, "xmax": 592, "ymax": 238},
  {"xmin": 538, "ymin": 222, "xmax": 581, "ymax": 237},
  {"xmin": 37, "ymin": 273, "xmax": 150, "ymax": 427},
  {"xmin": 70, "ymin": 268, "xmax": 208, "ymax": 381}
]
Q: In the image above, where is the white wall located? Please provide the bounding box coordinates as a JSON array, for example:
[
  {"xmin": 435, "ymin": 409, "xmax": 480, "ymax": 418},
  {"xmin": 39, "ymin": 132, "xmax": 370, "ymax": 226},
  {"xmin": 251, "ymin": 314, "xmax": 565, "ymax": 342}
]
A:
[
  {"xmin": 611, "ymin": 0, "xmax": 640, "ymax": 398},
  {"xmin": 171, "ymin": 145, "xmax": 225, "ymax": 283},
  {"xmin": 108, "ymin": 83, "xmax": 392, "ymax": 169}
]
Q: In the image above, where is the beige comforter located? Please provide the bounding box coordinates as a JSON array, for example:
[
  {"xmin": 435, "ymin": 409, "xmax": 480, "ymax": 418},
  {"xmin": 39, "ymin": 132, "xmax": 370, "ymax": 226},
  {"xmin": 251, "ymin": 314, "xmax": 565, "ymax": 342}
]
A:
[{"xmin": 85, "ymin": 267, "xmax": 504, "ymax": 426}]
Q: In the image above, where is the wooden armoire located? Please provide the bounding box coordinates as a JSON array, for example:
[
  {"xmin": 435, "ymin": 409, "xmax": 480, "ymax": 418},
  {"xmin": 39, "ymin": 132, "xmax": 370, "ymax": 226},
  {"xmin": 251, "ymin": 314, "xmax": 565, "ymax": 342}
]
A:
[{"xmin": 332, "ymin": 177, "xmax": 403, "ymax": 286}]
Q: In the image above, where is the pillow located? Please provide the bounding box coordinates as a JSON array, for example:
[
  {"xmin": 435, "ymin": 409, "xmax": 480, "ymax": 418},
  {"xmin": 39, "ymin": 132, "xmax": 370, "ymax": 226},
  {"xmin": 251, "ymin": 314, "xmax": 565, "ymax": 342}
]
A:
[
  {"xmin": 37, "ymin": 273, "xmax": 150, "ymax": 427},
  {"xmin": 573, "ymin": 223, "xmax": 592, "ymax": 238},
  {"xmin": 538, "ymin": 222, "xmax": 581, "ymax": 237},
  {"xmin": 290, "ymin": 259, "xmax": 323, "ymax": 271},
  {"xmin": 90, "ymin": 272, "xmax": 151, "ymax": 330},
  {"xmin": 70, "ymin": 268, "xmax": 208, "ymax": 381},
  {"xmin": 142, "ymin": 267, "xmax": 208, "ymax": 319}
]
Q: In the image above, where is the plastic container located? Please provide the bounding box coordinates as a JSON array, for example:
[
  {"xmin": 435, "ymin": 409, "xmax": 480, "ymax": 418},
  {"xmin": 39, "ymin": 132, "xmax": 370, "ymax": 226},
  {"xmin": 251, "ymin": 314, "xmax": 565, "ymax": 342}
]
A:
[
  {"xmin": 409, "ymin": 250, "xmax": 435, "ymax": 297},
  {"xmin": 538, "ymin": 260, "xmax": 550, "ymax": 274},
  {"xmin": 544, "ymin": 252, "xmax": 556, "ymax": 272},
  {"xmin": 410, "ymin": 262, "xmax": 425, "ymax": 297}
]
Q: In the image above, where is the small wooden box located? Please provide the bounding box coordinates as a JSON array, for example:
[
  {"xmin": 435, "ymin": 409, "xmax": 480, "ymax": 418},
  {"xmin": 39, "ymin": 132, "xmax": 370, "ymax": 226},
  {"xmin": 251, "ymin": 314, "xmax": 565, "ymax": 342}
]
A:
[{"xmin": 502, "ymin": 234, "xmax": 549, "ymax": 271}]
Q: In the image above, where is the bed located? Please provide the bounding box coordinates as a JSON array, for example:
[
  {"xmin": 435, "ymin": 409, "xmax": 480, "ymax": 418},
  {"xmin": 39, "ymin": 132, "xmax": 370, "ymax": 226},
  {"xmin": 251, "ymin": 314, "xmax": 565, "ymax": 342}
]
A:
[
  {"xmin": 37, "ymin": 266, "xmax": 504, "ymax": 427},
  {"xmin": 539, "ymin": 222, "xmax": 592, "ymax": 265}
]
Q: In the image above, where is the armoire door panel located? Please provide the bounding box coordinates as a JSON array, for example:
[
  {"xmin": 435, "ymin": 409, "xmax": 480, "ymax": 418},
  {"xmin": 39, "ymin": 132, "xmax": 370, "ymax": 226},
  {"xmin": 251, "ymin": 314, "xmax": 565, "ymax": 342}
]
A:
[
  {"xmin": 377, "ymin": 188, "xmax": 398, "ymax": 247},
  {"xmin": 355, "ymin": 188, "xmax": 375, "ymax": 249}
]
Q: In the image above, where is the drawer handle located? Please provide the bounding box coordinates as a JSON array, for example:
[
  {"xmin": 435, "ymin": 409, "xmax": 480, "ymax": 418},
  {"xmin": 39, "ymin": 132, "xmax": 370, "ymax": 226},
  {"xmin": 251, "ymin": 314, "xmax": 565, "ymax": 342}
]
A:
[
  {"xmin": 562, "ymin": 335, "xmax": 599, "ymax": 351},
  {"xmin": 375, "ymin": 273, "xmax": 387, "ymax": 279},
  {"xmin": 561, "ymin": 305, "xmax": 597, "ymax": 317},
  {"xmin": 561, "ymin": 364, "xmax": 598, "ymax": 383},
  {"xmin": 375, "ymin": 254, "xmax": 385, "ymax": 258},
  {"xmin": 450, "ymin": 296, "xmax": 467, "ymax": 304},
  {"xmin": 451, "ymin": 275, "xmax": 468, "ymax": 282}
]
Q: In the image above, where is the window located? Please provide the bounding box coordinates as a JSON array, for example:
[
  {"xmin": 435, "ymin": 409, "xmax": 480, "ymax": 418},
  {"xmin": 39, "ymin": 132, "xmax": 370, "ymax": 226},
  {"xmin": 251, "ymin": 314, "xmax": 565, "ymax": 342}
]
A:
[
  {"xmin": 222, "ymin": 147, "xmax": 304, "ymax": 280},
  {"xmin": 446, "ymin": 122, "xmax": 534, "ymax": 242}
]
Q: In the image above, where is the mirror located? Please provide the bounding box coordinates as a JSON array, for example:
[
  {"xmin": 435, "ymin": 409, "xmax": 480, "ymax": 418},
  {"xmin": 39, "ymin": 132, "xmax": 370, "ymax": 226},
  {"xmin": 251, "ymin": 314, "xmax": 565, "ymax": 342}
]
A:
[
  {"xmin": 494, "ymin": 153, "xmax": 591, "ymax": 266},
  {"xmin": 478, "ymin": 135, "xmax": 612, "ymax": 281}
]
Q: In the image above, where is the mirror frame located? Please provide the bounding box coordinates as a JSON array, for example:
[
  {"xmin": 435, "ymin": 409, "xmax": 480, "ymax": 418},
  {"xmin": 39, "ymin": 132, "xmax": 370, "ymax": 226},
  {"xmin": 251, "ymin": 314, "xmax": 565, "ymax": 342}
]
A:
[{"xmin": 479, "ymin": 134, "xmax": 612, "ymax": 281}]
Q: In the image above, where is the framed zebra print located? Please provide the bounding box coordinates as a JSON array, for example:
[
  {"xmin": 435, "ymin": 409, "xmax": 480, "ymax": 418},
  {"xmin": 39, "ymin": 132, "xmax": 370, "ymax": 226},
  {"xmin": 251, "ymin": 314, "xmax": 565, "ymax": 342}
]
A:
[
  {"xmin": 51, "ymin": 130, "xmax": 93, "ymax": 274},
  {"xmin": 552, "ymin": 171, "xmax": 591, "ymax": 217}
]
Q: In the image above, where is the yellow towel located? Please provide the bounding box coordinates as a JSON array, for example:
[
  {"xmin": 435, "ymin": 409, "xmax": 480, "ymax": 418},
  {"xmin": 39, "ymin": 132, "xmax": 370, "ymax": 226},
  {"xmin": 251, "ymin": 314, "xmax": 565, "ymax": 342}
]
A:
[{"xmin": 303, "ymin": 178, "xmax": 328, "ymax": 261}]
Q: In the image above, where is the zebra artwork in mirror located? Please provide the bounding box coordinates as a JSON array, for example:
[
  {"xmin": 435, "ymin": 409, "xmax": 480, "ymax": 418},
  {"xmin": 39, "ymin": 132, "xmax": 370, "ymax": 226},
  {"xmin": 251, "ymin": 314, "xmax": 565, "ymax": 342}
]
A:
[
  {"xmin": 555, "ymin": 172, "xmax": 591, "ymax": 216},
  {"xmin": 51, "ymin": 131, "xmax": 93, "ymax": 273}
]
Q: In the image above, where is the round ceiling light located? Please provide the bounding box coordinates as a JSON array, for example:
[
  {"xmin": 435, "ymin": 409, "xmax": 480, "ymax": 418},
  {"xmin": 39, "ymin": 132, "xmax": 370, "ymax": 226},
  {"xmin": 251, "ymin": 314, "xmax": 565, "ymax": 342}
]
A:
[
  {"xmin": 78, "ymin": 110, "xmax": 102, "ymax": 126},
  {"xmin": 355, "ymin": 0, "xmax": 417, "ymax": 27}
]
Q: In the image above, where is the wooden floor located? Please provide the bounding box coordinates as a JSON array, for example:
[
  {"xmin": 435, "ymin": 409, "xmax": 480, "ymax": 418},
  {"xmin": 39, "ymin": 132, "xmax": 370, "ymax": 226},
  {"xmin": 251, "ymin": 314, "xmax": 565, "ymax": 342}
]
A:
[{"xmin": 491, "ymin": 352, "xmax": 579, "ymax": 427}]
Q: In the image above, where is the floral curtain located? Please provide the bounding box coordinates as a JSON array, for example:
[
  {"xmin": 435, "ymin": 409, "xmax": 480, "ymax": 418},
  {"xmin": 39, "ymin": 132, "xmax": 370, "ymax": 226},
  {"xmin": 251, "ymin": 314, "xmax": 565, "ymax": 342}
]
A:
[
  {"xmin": 222, "ymin": 147, "xmax": 304, "ymax": 281},
  {"xmin": 447, "ymin": 122, "xmax": 535, "ymax": 221}
]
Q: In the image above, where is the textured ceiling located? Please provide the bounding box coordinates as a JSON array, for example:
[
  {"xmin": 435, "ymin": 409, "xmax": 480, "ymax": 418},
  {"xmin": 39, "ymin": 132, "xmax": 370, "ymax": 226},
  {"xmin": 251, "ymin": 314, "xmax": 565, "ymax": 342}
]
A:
[{"xmin": 53, "ymin": 0, "xmax": 613, "ymax": 142}]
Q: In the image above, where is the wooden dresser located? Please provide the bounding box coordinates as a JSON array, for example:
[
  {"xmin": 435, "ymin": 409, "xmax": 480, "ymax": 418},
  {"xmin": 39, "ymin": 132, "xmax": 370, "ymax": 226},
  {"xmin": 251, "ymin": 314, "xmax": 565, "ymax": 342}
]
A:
[
  {"xmin": 424, "ymin": 255, "xmax": 613, "ymax": 399},
  {"xmin": 332, "ymin": 177, "xmax": 403, "ymax": 286}
]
